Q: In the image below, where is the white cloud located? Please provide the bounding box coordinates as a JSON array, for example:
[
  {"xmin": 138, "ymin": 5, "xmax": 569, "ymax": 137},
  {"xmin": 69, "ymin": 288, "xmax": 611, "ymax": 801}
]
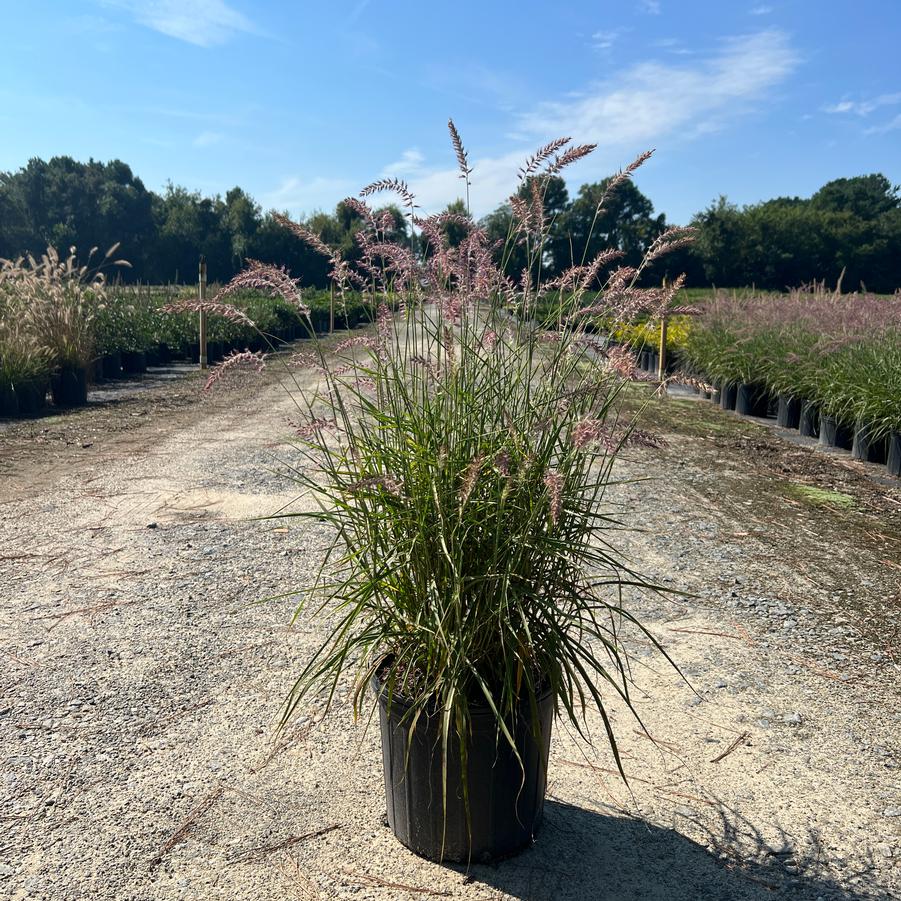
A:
[
  {"xmin": 824, "ymin": 100, "xmax": 855, "ymax": 114},
  {"xmin": 517, "ymin": 30, "xmax": 798, "ymax": 150},
  {"xmin": 592, "ymin": 29, "xmax": 622, "ymax": 51},
  {"xmin": 262, "ymin": 176, "xmax": 356, "ymax": 215},
  {"xmin": 865, "ymin": 114, "xmax": 901, "ymax": 136},
  {"xmin": 653, "ymin": 36, "xmax": 692, "ymax": 55},
  {"xmin": 750, "ymin": 5, "xmax": 773, "ymax": 14},
  {"xmin": 382, "ymin": 148, "xmax": 426, "ymax": 176},
  {"xmin": 396, "ymin": 150, "xmax": 527, "ymax": 217},
  {"xmin": 639, "ymin": 0, "xmax": 662, "ymax": 14},
  {"xmin": 192, "ymin": 130, "xmax": 223, "ymax": 147},
  {"xmin": 823, "ymin": 93, "xmax": 901, "ymax": 116},
  {"xmin": 101, "ymin": 0, "xmax": 256, "ymax": 46}
]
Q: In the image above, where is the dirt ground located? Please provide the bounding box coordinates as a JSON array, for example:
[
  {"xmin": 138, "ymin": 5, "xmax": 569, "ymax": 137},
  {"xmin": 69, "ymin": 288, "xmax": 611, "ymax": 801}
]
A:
[{"xmin": 1, "ymin": 351, "xmax": 899, "ymax": 900}]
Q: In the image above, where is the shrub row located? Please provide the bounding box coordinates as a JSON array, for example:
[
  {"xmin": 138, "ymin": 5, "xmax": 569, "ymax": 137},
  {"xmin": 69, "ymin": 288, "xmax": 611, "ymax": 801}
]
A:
[{"xmin": 94, "ymin": 285, "xmax": 372, "ymax": 361}]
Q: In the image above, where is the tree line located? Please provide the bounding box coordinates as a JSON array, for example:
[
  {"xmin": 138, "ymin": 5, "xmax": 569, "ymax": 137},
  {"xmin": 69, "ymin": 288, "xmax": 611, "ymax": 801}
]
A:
[{"xmin": 0, "ymin": 156, "xmax": 898, "ymax": 292}]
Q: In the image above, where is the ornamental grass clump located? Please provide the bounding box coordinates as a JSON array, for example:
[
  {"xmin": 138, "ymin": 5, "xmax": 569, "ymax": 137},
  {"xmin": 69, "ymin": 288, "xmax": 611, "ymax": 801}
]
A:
[
  {"xmin": 202, "ymin": 126, "xmax": 691, "ymax": 811},
  {"xmin": 0, "ymin": 290, "xmax": 52, "ymax": 392},
  {"xmin": 681, "ymin": 285, "xmax": 901, "ymax": 435},
  {"xmin": 0, "ymin": 244, "xmax": 129, "ymax": 372}
]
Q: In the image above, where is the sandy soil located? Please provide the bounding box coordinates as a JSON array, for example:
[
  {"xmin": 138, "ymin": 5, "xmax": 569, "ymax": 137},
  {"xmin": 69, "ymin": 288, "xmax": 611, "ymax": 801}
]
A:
[{"xmin": 1, "ymin": 356, "xmax": 899, "ymax": 900}]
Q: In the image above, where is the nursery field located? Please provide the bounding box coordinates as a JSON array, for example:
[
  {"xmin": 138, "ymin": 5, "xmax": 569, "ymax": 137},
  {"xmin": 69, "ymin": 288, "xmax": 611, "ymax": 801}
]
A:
[
  {"xmin": 0, "ymin": 249, "xmax": 373, "ymax": 420},
  {"xmin": 1, "ymin": 329, "xmax": 899, "ymax": 900}
]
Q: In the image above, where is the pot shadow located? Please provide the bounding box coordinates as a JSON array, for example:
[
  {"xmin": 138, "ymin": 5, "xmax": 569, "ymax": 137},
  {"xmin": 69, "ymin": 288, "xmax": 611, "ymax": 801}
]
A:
[{"xmin": 453, "ymin": 799, "xmax": 889, "ymax": 901}]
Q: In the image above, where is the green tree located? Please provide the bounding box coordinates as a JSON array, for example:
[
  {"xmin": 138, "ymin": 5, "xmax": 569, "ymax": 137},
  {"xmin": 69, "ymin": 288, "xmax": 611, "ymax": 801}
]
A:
[
  {"xmin": 692, "ymin": 177, "xmax": 901, "ymax": 292},
  {"xmin": 811, "ymin": 174, "xmax": 900, "ymax": 220},
  {"xmin": 481, "ymin": 203, "xmax": 528, "ymax": 286},
  {"xmin": 251, "ymin": 211, "xmax": 331, "ymax": 288},
  {"xmin": 438, "ymin": 199, "xmax": 469, "ymax": 249},
  {"xmin": 222, "ymin": 187, "xmax": 262, "ymax": 271},
  {"xmin": 563, "ymin": 178, "xmax": 665, "ymax": 283},
  {"xmin": 0, "ymin": 156, "xmax": 156, "ymax": 274},
  {"xmin": 151, "ymin": 184, "xmax": 230, "ymax": 283},
  {"xmin": 691, "ymin": 196, "xmax": 748, "ymax": 286}
]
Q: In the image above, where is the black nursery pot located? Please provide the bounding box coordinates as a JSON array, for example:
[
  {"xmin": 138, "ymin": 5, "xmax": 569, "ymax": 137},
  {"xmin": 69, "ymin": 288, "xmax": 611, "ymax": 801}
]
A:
[
  {"xmin": 13, "ymin": 379, "xmax": 47, "ymax": 417},
  {"xmin": 375, "ymin": 674, "xmax": 554, "ymax": 863},
  {"xmin": 777, "ymin": 394, "xmax": 802, "ymax": 429},
  {"xmin": 102, "ymin": 352, "xmax": 123, "ymax": 379},
  {"xmin": 120, "ymin": 351, "xmax": 147, "ymax": 375},
  {"xmin": 887, "ymin": 432, "xmax": 901, "ymax": 478},
  {"xmin": 799, "ymin": 401, "xmax": 819, "ymax": 438},
  {"xmin": 735, "ymin": 383, "xmax": 769, "ymax": 418},
  {"xmin": 851, "ymin": 420, "xmax": 888, "ymax": 465},
  {"xmin": 50, "ymin": 366, "xmax": 89, "ymax": 408},
  {"xmin": 819, "ymin": 414, "xmax": 853, "ymax": 450},
  {"xmin": 719, "ymin": 382, "xmax": 737, "ymax": 411},
  {"xmin": 0, "ymin": 384, "xmax": 19, "ymax": 418}
]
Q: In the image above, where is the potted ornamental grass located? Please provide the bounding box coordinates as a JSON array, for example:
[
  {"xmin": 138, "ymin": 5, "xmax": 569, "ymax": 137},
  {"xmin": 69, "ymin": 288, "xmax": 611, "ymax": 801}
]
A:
[
  {"xmin": 0, "ymin": 245, "xmax": 129, "ymax": 408},
  {"xmin": 202, "ymin": 125, "xmax": 692, "ymax": 862},
  {"xmin": 0, "ymin": 315, "xmax": 52, "ymax": 418},
  {"xmin": 0, "ymin": 260, "xmax": 49, "ymax": 416}
]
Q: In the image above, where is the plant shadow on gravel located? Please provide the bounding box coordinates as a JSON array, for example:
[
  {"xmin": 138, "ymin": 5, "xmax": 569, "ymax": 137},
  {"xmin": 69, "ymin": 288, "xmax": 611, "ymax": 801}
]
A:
[{"xmin": 458, "ymin": 800, "xmax": 887, "ymax": 901}]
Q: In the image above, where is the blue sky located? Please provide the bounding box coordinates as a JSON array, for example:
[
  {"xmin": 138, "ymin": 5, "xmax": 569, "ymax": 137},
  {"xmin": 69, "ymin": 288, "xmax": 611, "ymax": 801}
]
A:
[{"xmin": 2, "ymin": 1, "xmax": 899, "ymax": 224}]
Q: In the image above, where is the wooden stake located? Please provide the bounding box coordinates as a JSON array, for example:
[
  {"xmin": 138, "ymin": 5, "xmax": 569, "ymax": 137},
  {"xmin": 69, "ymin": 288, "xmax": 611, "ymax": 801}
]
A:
[
  {"xmin": 329, "ymin": 282, "xmax": 335, "ymax": 334},
  {"xmin": 658, "ymin": 314, "xmax": 668, "ymax": 381},
  {"xmin": 658, "ymin": 276, "xmax": 667, "ymax": 381},
  {"xmin": 198, "ymin": 256, "xmax": 208, "ymax": 370}
]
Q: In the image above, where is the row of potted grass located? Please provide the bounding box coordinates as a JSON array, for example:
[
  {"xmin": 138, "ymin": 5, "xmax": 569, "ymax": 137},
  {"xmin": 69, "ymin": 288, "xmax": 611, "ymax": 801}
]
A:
[
  {"xmin": 0, "ymin": 246, "xmax": 373, "ymax": 419},
  {"xmin": 674, "ymin": 288, "xmax": 901, "ymax": 477}
]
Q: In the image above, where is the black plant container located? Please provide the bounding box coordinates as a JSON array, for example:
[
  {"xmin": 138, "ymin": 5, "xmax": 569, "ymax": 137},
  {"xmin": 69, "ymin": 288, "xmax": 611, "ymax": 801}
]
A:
[
  {"xmin": 375, "ymin": 675, "xmax": 554, "ymax": 863},
  {"xmin": 121, "ymin": 351, "xmax": 147, "ymax": 375},
  {"xmin": 819, "ymin": 414, "xmax": 853, "ymax": 450},
  {"xmin": 13, "ymin": 379, "xmax": 47, "ymax": 417},
  {"xmin": 887, "ymin": 432, "xmax": 901, "ymax": 478},
  {"xmin": 719, "ymin": 382, "xmax": 737, "ymax": 411},
  {"xmin": 0, "ymin": 384, "xmax": 19, "ymax": 418},
  {"xmin": 102, "ymin": 352, "xmax": 123, "ymax": 379},
  {"xmin": 851, "ymin": 421, "xmax": 888, "ymax": 464},
  {"xmin": 799, "ymin": 401, "xmax": 819, "ymax": 438},
  {"xmin": 50, "ymin": 366, "xmax": 89, "ymax": 408},
  {"xmin": 777, "ymin": 394, "xmax": 801, "ymax": 429},
  {"xmin": 735, "ymin": 383, "xmax": 769, "ymax": 417}
]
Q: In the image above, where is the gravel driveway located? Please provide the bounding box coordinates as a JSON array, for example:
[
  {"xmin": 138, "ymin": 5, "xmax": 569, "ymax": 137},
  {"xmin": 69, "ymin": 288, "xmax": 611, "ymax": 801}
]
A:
[{"xmin": 1, "ymin": 359, "xmax": 899, "ymax": 900}]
